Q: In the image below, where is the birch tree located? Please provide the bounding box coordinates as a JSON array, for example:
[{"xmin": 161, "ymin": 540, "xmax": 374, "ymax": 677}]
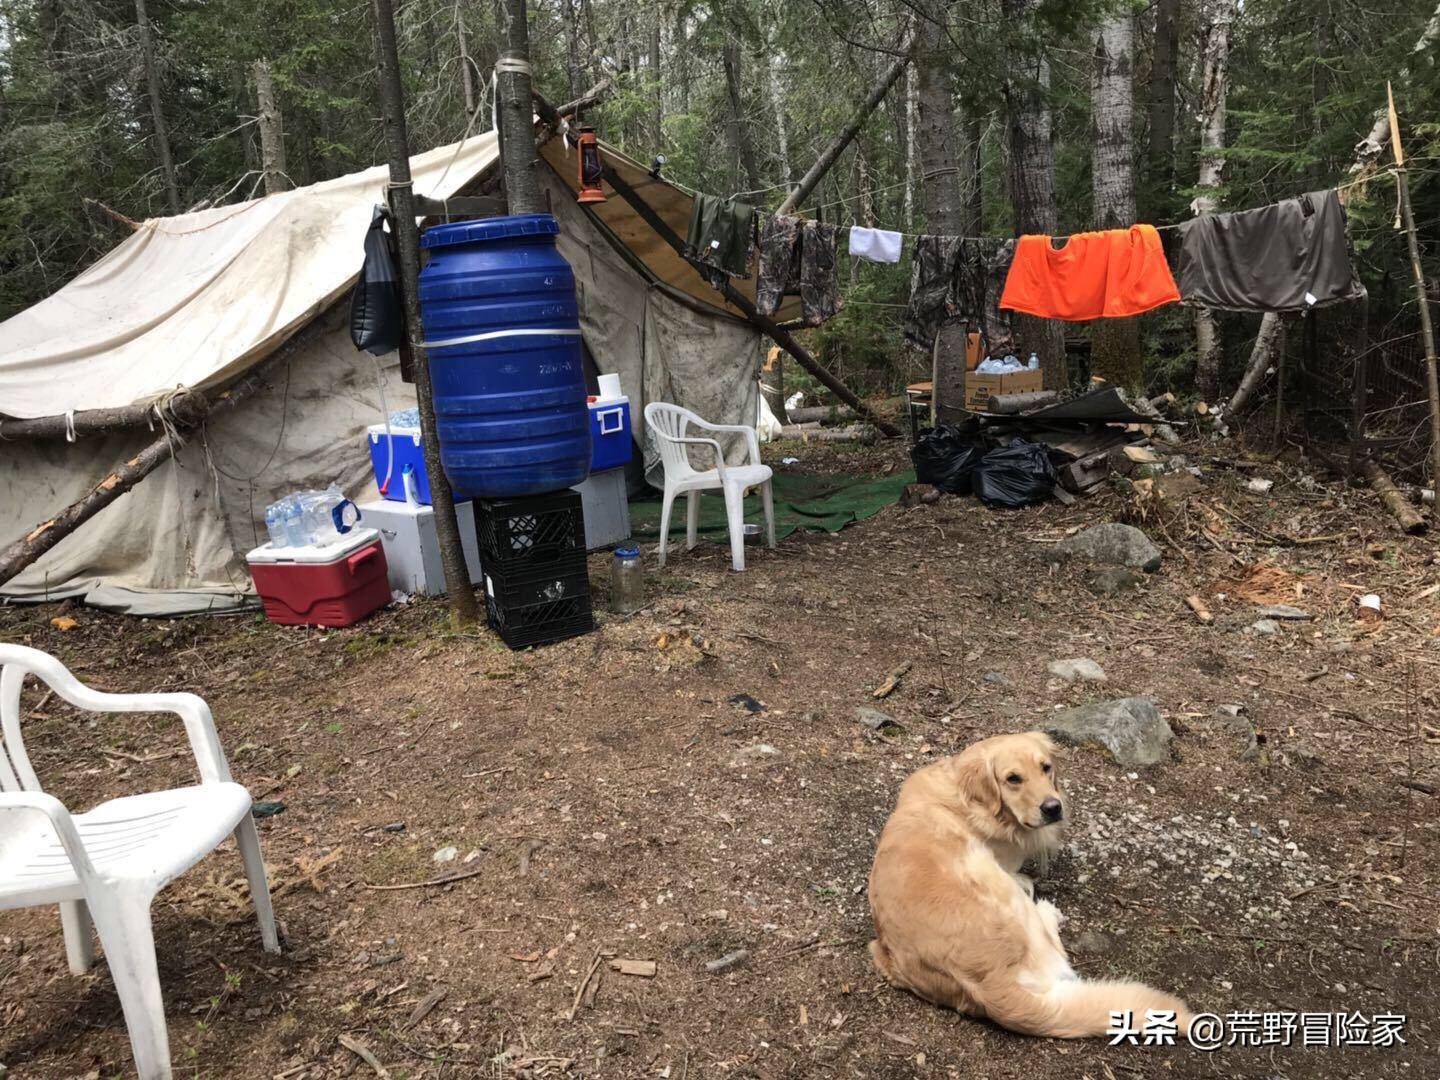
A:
[{"xmin": 1192, "ymin": 0, "xmax": 1237, "ymax": 401}]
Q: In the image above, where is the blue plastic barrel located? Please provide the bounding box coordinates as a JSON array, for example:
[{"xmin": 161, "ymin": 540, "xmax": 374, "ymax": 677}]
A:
[{"xmin": 417, "ymin": 214, "xmax": 591, "ymax": 498}]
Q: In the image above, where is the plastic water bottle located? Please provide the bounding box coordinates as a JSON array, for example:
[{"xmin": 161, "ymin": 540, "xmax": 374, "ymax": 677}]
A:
[
  {"xmin": 264, "ymin": 501, "xmax": 288, "ymax": 548},
  {"xmin": 281, "ymin": 497, "xmax": 308, "ymax": 547},
  {"xmin": 1028, "ymin": 352, "xmax": 1040, "ymax": 370}
]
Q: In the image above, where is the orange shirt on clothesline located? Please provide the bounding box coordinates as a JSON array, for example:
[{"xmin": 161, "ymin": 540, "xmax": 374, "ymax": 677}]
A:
[{"xmin": 998, "ymin": 225, "xmax": 1180, "ymax": 321}]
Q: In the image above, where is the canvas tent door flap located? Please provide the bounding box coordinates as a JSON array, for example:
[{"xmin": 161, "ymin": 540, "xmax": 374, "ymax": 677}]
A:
[{"xmin": 0, "ymin": 133, "xmax": 768, "ymax": 616}]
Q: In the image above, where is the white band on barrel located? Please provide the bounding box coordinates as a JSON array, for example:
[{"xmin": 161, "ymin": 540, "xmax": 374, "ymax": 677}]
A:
[{"xmin": 422, "ymin": 327, "xmax": 582, "ymax": 349}]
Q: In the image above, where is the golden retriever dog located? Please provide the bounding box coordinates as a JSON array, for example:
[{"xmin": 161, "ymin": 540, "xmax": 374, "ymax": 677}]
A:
[{"xmin": 868, "ymin": 731, "xmax": 1189, "ymax": 1038}]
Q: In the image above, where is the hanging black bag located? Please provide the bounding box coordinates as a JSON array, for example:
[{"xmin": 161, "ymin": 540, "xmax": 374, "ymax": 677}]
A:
[
  {"xmin": 910, "ymin": 425, "xmax": 985, "ymax": 494},
  {"xmin": 349, "ymin": 204, "xmax": 404, "ymax": 356}
]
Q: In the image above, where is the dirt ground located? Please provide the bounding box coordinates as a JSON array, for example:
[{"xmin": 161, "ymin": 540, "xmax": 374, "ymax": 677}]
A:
[{"xmin": 1, "ymin": 434, "xmax": 1437, "ymax": 1080}]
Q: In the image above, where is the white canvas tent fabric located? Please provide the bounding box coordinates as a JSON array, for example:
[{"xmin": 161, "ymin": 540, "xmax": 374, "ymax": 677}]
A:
[{"xmin": 0, "ymin": 133, "xmax": 764, "ymax": 615}]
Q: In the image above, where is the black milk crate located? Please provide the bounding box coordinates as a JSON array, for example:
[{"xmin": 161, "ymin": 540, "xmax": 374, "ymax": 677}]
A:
[
  {"xmin": 481, "ymin": 553, "xmax": 593, "ymax": 649},
  {"xmin": 473, "ymin": 489, "xmax": 586, "ymax": 571}
]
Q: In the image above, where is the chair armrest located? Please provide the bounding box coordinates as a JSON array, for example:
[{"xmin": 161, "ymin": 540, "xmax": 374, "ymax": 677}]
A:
[
  {"xmin": 685, "ymin": 420, "xmax": 762, "ymax": 465},
  {"xmin": 656, "ymin": 433, "xmax": 729, "ymax": 478},
  {"xmin": 0, "ymin": 652, "xmax": 232, "ymax": 786},
  {"xmin": 0, "ymin": 791, "xmax": 97, "ymax": 879}
]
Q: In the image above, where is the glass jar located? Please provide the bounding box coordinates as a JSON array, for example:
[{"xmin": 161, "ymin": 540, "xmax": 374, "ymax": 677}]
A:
[{"xmin": 609, "ymin": 544, "xmax": 644, "ymax": 614}]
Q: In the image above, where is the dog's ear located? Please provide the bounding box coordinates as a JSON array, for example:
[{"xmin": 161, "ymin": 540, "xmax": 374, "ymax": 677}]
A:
[{"xmin": 953, "ymin": 751, "xmax": 1001, "ymax": 817}]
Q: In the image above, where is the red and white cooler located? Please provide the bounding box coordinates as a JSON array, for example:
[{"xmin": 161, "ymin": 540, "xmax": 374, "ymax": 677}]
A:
[{"xmin": 246, "ymin": 527, "xmax": 391, "ymax": 627}]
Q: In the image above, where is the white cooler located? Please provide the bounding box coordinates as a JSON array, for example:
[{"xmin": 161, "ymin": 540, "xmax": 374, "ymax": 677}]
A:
[{"xmin": 355, "ymin": 499, "xmax": 484, "ymax": 596}]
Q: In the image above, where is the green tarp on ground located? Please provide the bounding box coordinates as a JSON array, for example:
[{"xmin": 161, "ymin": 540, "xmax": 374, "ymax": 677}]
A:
[{"xmin": 629, "ymin": 470, "xmax": 917, "ymax": 543}]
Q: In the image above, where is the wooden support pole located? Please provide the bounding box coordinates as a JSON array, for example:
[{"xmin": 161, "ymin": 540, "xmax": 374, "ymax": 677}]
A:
[
  {"xmin": 775, "ymin": 42, "xmax": 912, "ymax": 217},
  {"xmin": 1363, "ymin": 457, "xmax": 1428, "ymax": 535},
  {"xmin": 0, "ymin": 311, "xmax": 334, "ymax": 587},
  {"xmin": 602, "ymin": 168, "xmax": 900, "ymax": 437},
  {"xmin": 252, "ymin": 59, "xmax": 289, "ymax": 195},
  {"xmin": 495, "ymin": 0, "xmax": 544, "ymax": 215},
  {"xmin": 1386, "ymin": 83, "xmax": 1440, "ymax": 502},
  {"xmin": 371, "ymin": 0, "xmax": 479, "ymax": 624},
  {"xmin": 0, "ymin": 390, "xmax": 210, "ymax": 441}
]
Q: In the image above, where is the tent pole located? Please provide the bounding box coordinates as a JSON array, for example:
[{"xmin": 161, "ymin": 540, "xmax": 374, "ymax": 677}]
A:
[
  {"xmin": 602, "ymin": 168, "xmax": 900, "ymax": 438},
  {"xmin": 0, "ymin": 390, "xmax": 210, "ymax": 440},
  {"xmin": 371, "ymin": 0, "xmax": 480, "ymax": 625},
  {"xmin": 0, "ymin": 309, "xmax": 335, "ymax": 588}
]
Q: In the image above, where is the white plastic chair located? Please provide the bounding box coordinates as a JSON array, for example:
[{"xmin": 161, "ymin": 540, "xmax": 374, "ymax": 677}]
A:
[
  {"xmin": 0, "ymin": 644, "xmax": 278, "ymax": 1080},
  {"xmin": 645, "ymin": 401, "xmax": 776, "ymax": 571}
]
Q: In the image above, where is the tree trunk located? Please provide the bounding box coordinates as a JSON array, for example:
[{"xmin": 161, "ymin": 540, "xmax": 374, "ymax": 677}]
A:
[
  {"xmin": 650, "ymin": 15, "xmax": 662, "ymax": 146},
  {"xmin": 1146, "ymin": 0, "xmax": 1180, "ymax": 195},
  {"xmin": 722, "ymin": 40, "xmax": 762, "ymax": 193},
  {"xmin": 134, "ymin": 0, "xmax": 180, "ymax": 213},
  {"xmin": 1090, "ymin": 11, "xmax": 1141, "ymax": 389},
  {"xmin": 1193, "ymin": 0, "xmax": 1237, "ymax": 401},
  {"xmin": 456, "ymin": 0, "xmax": 477, "ymax": 115},
  {"xmin": 252, "ymin": 59, "xmax": 289, "ymax": 195},
  {"xmin": 494, "ymin": 0, "xmax": 543, "ymax": 214},
  {"xmin": 903, "ymin": 65, "xmax": 918, "ymax": 226},
  {"xmin": 1003, "ymin": 0, "xmax": 1066, "ymax": 390},
  {"xmin": 562, "ymin": 0, "xmax": 582, "ymax": 101},
  {"xmin": 371, "ymin": 0, "xmax": 481, "ymax": 625},
  {"xmin": 767, "ymin": 39, "xmax": 792, "ymax": 189}
]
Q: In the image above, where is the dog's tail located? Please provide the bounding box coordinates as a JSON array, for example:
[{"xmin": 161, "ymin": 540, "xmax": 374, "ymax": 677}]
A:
[{"xmin": 985, "ymin": 977, "xmax": 1191, "ymax": 1040}]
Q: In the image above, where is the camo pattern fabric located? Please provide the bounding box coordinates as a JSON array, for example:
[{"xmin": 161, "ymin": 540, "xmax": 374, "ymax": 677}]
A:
[
  {"xmin": 904, "ymin": 235, "xmax": 1014, "ymax": 356},
  {"xmin": 755, "ymin": 214, "xmax": 842, "ymax": 325}
]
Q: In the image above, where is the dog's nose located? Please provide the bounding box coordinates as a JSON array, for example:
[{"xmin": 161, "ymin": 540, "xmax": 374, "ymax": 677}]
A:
[{"xmin": 1041, "ymin": 797, "xmax": 1063, "ymax": 822}]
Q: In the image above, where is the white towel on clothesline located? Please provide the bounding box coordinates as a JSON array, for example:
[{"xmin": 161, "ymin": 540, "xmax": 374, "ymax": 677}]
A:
[{"xmin": 848, "ymin": 226, "xmax": 903, "ymax": 264}]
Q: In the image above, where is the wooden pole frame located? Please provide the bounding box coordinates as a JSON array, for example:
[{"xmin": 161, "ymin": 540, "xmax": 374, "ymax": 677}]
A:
[
  {"xmin": 371, "ymin": 0, "xmax": 480, "ymax": 624},
  {"xmin": 1385, "ymin": 82, "xmax": 1440, "ymax": 502}
]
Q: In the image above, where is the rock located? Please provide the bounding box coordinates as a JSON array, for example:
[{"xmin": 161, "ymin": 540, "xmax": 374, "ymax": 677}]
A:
[
  {"xmin": 1048, "ymin": 523, "xmax": 1162, "ymax": 573},
  {"xmin": 432, "ymin": 846, "xmax": 458, "ymax": 863},
  {"xmin": 1256, "ymin": 604, "xmax": 1311, "ymax": 621},
  {"xmin": 1047, "ymin": 658, "xmax": 1107, "ymax": 683},
  {"xmin": 705, "ymin": 949, "xmax": 750, "ymax": 974},
  {"xmin": 1085, "ymin": 567, "xmax": 1145, "ymax": 596},
  {"xmin": 732, "ymin": 743, "xmax": 779, "ymax": 762},
  {"xmin": 855, "ymin": 706, "xmax": 899, "ymax": 732},
  {"xmin": 1070, "ymin": 930, "xmax": 1118, "ymax": 956},
  {"xmin": 382, "ymin": 822, "xmax": 406, "ymax": 833},
  {"xmin": 1248, "ymin": 619, "xmax": 1280, "ymax": 636},
  {"xmin": 982, "ymin": 671, "xmax": 1011, "ymax": 686},
  {"xmin": 1044, "ymin": 698, "xmax": 1173, "ymax": 767}
]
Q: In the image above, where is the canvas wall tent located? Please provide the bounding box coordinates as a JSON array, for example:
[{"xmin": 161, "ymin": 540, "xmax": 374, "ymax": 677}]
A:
[{"xmin": 0, "ymin": 132, "xmax": 791, "ymax": 616}]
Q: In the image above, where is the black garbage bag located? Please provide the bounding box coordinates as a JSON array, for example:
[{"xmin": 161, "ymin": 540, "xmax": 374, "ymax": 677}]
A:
[
  {"xmin": 349, "ymin": 205, "xmax": 404, "ymax": 356},
  {"xmin": 972, "ymin": 438, "xmax": 1058, "ymax": 507},
  {"xmin": 911, "ymin": 425, "xmax": 985, "ymax": 494}
]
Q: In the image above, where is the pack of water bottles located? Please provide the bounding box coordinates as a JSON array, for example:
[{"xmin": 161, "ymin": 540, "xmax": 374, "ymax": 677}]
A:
[
  {"xmin": 263, "ymin": 485, "xmax": 362, "ymax": 550},
  {"xmin": 975, "ymin": 352, "xmax": 1041, "ymax": 375}
]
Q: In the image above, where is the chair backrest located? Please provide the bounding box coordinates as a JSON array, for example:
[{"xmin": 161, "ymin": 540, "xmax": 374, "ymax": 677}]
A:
[
  {"xmin": 644, "ymin": 401, "xmax": 704, "ymax": 478},
  {"xmin": 0, "ymin": 646, "xmax": 52, "ymax": 793}
]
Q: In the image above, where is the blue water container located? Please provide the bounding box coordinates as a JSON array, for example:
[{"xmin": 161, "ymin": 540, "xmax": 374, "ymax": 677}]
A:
[{"xmin": 418, "ymin": 214, "xmax": 591, "ymax": 498}]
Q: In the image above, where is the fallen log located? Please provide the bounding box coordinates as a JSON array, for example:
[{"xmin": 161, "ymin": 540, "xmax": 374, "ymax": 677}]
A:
[
  {"xmin": 785, "ymin": 404, "xmax": 855, "ymax": 425},
  {"xmin": 985, "ymin": 390, "xmax": 1058, "ymax": 415},
  {"xmin": 778, "ymin": 423, "xmax": 878, "ymax": 443},
  {"xmin": 0, "ymin": 307, "xmax": 337, "ymax": 587},
  {"xmin": 0, "ymin": 389, "xmax": 210, "ymax": 441},
  {"xmin": 1362, "ymin": 457, "xmax": 1428, "ymax": 535},
  {"xmin": 600, "ymin": 167, "xmax": 900, "ymax": 437}
]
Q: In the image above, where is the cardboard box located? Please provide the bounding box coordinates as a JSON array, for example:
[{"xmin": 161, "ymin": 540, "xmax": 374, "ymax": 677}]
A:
[{"xmin": 964, "ymin": 367, "xmax": 1043, "ymax": 411}]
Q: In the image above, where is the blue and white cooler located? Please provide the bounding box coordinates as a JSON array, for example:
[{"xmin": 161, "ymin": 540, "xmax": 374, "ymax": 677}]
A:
[
  {"xmin": 368, "ymin": 413, "xmax": 431, "ymax": 504},
  {"xmin": 576, "ymin": 373, "xmax": 632, "ymax": 550}
]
